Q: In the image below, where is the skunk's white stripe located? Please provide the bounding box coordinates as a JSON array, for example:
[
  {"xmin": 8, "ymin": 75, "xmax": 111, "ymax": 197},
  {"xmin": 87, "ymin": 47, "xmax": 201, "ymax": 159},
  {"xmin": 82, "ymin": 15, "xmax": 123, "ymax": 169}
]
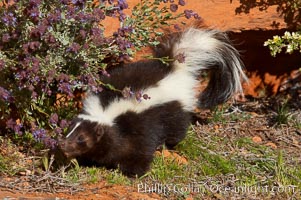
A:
[
  {"xmin": 66, "ymin": 122, "xmax": 81, "ymax": 138},
  {"xmin": 173, "ymin": 28, "xmax": 246, "ymax": 93},
  {"xmin": 80, "ymin": 95, "xmax": 104, "ymax": 118},
  {"xmin": 79, "ymin": 69, "xmax": 197, "ymax": 126}
]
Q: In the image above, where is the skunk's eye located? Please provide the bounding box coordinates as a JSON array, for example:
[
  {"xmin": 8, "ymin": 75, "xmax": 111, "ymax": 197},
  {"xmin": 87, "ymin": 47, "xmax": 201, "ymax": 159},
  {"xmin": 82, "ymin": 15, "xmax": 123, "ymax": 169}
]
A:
[{"xmin": 77, "ymin": 135, "xmax": 85, "ymax": 143}]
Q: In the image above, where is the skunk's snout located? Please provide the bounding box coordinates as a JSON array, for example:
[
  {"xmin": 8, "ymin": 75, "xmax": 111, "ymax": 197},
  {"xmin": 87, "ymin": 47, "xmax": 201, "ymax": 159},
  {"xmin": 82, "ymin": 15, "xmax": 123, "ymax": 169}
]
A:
[
  {"xmin": 57, "ymin": 137, "xmax": 65, "ymax": 148},
  {"xmin": 57, "ymin": 137, "xmax": 81, "ymax": 158},
  {"xmin": 57, "ymin": 138, "xmax": 69, "ymax": 156}
]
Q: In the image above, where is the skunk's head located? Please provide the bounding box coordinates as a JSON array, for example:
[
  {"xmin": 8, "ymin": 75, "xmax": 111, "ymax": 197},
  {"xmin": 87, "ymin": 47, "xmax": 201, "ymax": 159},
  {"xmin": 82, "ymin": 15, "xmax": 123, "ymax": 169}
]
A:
[{"xmin": 58, "ymin": 118, "xmax": 104, "ymax": 158}]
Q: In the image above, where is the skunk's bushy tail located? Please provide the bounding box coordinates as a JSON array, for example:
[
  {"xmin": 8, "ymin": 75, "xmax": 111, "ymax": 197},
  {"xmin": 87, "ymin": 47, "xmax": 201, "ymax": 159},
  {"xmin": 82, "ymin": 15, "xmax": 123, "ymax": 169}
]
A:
[{"xmin": 156, "ymin": 27, "xmax": 247, "ymax": 109}]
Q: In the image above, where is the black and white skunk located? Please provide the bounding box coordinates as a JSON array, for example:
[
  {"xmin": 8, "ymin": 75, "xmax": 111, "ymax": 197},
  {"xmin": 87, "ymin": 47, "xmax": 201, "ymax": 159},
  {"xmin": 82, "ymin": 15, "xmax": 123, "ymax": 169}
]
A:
[{"xmin": 58, "ymin": 27, "xmax": 247, "ymax": 176}]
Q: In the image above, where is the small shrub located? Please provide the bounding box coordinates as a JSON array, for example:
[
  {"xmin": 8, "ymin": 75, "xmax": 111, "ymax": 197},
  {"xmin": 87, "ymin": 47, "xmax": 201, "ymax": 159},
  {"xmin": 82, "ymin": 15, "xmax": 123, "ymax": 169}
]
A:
[
  {"xmin": 264, "ymin": 31, "xmax": 301, "ymax": 57},
  {"xmin": 0, "ymin": 0, "xmax": 197, "ymax": 148},
  {"xmin": 263, "ymin": 0, "xmax": 301, "ymax": 60}
]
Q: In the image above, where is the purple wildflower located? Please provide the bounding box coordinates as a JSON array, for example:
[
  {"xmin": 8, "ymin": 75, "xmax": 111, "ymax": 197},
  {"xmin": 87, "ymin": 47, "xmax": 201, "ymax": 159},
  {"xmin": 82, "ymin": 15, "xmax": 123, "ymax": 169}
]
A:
[
  {"xmin": 23, "ymin": 41, "xmax": 41, "ymax": 54},
  {"xmin": 118, "ymin": 54, "xmax": 130, "ymax": 62},
  {"xmin": 31, "ymin": 74, "xmax": 41, "ymax": 84},
  {"xmin": 33, "ymin": 128, "xmax": 47, "ymax": 141},
  {"xmin": 79, "ymin": 29, "xmax": 87, "ymax": 39},
  {"xmin": 178, "ymin": 0, "xmax": 185, "ymax": 6},
  {"xmin": 44, "ymin": 138, "xmax": 58, "ymax": 149},
  {"xmin": 170, "ymin": 4, "xmax": 178, "ymax": 12},
  {"xmin": 6, "ymin": 119, "xmax": 16, "ymax": 130},
  {"xmin": 115, "ymin": 37, "xmax": 133, "ymax": 51},
  {"xmin": 101, "ymin": 69, "xmax": 111, "ymax": 77},
  {"xmin": 135, "ymin": 91, "xmax": 142, "ymax": 102},
  {"xmin": 31, "ymin": 91, "xmax": 38, "ymax": 100},
  {"xmin": 6, "ymin": 119, "xmax": 23, "ymax": 135},
  {"xmin": 47, "ymin": 10, "xmax": 62, "ymax": 24},
  {"xmin": 184, "ymin": 10, "xmax": 193, "ymax": 19},
  {"xmin": 47, "ymin": 69, "xmax": 56, "ymax": 83},
  {"xmin": 175, "ymin": 53, "xmax": 185, "ymax": 63},
  {"xmin": 71, "ymin": 0, "xmax": 85, "ymax": 6},
  {"xmin": 66, "ymin": 5, "xmax": 76, "ymax": 18},
  {"xmin": 59, "ymin": 119, "xmax": 70, "ymax": 129},
  {"xmin": 90, "ymin": 28, "xmax": 105, "ymax": 45},
  {"xmin": 117, "ymin": 0, "xmax": 128, "ymax": 10},
  {"xmin": 11, "ymin": 30, "xmax": 19, "ymax": 40},
  {"xmin": 29, "ymin": 0, "xmax": 42, "ymax": 6},
  {"xmin": 2, "ymin": 33, "xmax": 10, "ymax": 43},
  {"xmin": 76, "ymin": 12, "xmax": 88, "ymax": 23},
  {"xmin": 143, "ymin": 94, "xmax": 151, "ymax": 100},
  {"xmin": 119, "ymin": 12, "xmax": 127, "ymax": 21},
  {"xmin": 60, "ymin": 0, "xmax": 69, "ymax": 4},
  {"xmin": 116, "ymin": 26, "xmax": 133, "ymax": 37},
  {"xmin": 120, "ymin": 89, "xmax": 149, "ymax": 102},
  {"xmin": 93, "ymin": 8, "xmax": 105, "ymax": 20},
  {"xmin": 30, "ymin": 25, "xmax": 47, "ymax": 38},
  {"xmin": 49, "ymin": 113, "xmax": 59, "ymax": 126},
  {"xmin": 174, "ymin": 24, "xmax": 181, "ymax": 30},
  {"xmin": 122, "ymin": 86, "xmax": 134, "ymax": 98},
  {"xmin": 0, "ymin": 60, "xmax": 5, "ymax": 70},
  {"xmin": 0, "ymin": 87, "xmax": 11, "ymax": 101},
  {"xmin": 57, "ymin": 73, "xmax": 70, "ymax": 82},
  {"xmin": 28, "ymin": 84, "xmax": 35, "ymax": 91},
  {"xmin": 68, "ymin": 42, "xmax": 81, "ymax": 53},
  {"xmin": 1, "ymin": 12, "xmax": 17, "ymax": 26},
  {"xmin": 193, "ymin": 13, "xmax": 201, "ymax": 20},
  {"xmin": 54, "ymin": 127, "xmax": 63, "ymax": 134},
  {"xmin": 58, "ymin": 82, "xmax": 73, "ymax": 97},
  {"xmin": 32, "ymin": 129, "xmax": 58, "ymax": 149},
  {"xmin": 44, "ymin": 34, "xmax": 56, "ymax": 44},
  {"xmin": 184, "ymin": 10, "xmax": 201, "ymax": 20},
  {"xmin": 30, "ymin": 7, "xmax": 40, "ymax": 18},
  {"xmin": 91, "ymin": 27, "xmax": 102, "ymax": 37},
  {"xmin": 29, "ymin": 41, "xmax": 40, "ymax": 50}
]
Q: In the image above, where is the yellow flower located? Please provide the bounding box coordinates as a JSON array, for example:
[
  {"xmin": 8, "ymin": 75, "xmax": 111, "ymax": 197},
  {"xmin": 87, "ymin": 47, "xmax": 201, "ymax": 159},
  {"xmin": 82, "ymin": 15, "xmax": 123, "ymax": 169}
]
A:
[{"xmin": 273, "ymin": 35, "xmax": 281, "ymax": 42}]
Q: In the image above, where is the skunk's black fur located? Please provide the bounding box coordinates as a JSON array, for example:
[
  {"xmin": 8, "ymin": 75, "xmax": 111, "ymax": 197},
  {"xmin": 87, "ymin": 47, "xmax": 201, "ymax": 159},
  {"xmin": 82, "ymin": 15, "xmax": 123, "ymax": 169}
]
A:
[
  {"xmin": 59, "ymin": 101, "xmax": 190, "ymax": 176},
  {"xmin": 58, "ymin": 27, "xmax": 247, "ymax": 176}
]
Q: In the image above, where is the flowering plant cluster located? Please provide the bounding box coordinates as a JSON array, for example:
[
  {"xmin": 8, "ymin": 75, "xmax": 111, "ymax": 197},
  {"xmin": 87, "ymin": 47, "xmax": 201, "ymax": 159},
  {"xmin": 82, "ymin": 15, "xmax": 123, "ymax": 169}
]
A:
[
  {"xmin": 0, "ymin": 0, "xmax": 197, "ymax": 148},
  {"xmin": 264, "ymin": 31, "xmax": 301, "ymax": 57}
]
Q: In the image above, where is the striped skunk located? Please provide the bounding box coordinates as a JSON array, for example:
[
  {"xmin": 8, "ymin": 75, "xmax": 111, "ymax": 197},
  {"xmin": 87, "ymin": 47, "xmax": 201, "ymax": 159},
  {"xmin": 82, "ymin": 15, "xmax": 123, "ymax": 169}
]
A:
[{"xmin": 58, "ymin": 27, "xmax": 247, "ymax": 176}]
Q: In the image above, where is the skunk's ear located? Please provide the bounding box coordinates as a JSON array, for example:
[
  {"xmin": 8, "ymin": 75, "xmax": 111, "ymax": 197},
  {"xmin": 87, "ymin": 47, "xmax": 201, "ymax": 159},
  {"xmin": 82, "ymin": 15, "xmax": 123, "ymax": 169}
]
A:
[{"xmin": 94, "ymin": 125, "xmax": 104, "ymax": 141}]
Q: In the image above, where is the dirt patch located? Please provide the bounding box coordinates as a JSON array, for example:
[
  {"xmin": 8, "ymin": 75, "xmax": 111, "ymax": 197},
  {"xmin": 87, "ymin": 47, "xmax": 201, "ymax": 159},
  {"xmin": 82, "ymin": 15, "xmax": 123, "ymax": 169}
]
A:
[{"xmin": 0, "ymin": 182, "xmax": 160, "ymax": 200}]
